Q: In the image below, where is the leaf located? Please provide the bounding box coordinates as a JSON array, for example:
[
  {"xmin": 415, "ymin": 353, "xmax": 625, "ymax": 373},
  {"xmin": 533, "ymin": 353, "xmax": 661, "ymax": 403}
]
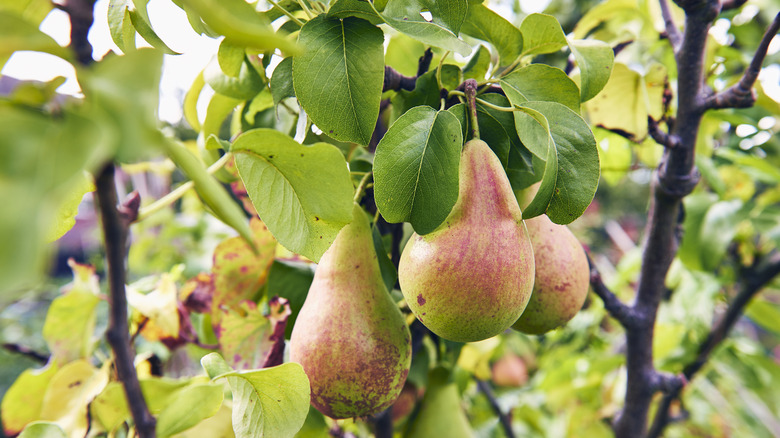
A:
[
  {"xmin": 389, "ymin": 69, "xmax": 441, "ymax": 117},
  {"xmin": 156, "ymin": 383, "xmax": 224, "ymax": 437},
  {"xmin": 219, "ymin": 301, "xmax": 277, "ymax": 369},
  {"xmin": 594, "ymin": 128, "xmax": 632, "ymax": 185},
  {"xmin": 127, "ymin": 273, "xmax": 180, "ymax": 340},
  {"xmin": 519, "ymin": 14, "xmax": 567, "ymax": 56},
  {"xmin": 232, "ymin": 129, "xmax": 354, "ymax": 262},
  {"xmin": 42, "ymin": 260, "xmax": 101, "ymax": 363},
  {"xmin": 463, "ymin": 45, "xmax": 491, "ymax": 81},
  {"xmin": 447, "ymin": 103, "xmax": 511, "ymax": 169},
  {"xmin": 500, "ymin": 64, "xmax": 581, "ymax": 113},
  {"xmin": 461, "ymin": 3, "xmax": 523, "ymax": 68},
  {"xmin": 378, "ymin": 0, "xmax": 472, "ymax": 55},
  {"xmin": 746, "ymin": 298, "xmax": 780, "ymax": 336},
  {"xmin": 292, "ymin": 16, "xmax": 384, "ymax": 145},
  {"xmin": 46, "ymin": 172, "xmax": 94, "ymax": 242},
  {"xmin": 39, "ymin": 361, "xmax": 109, "ymax": 438},
  {"xmin": 162, "ymin": 140, "xmax": 255, "ymax": 245},
  {"xmin": 583, "ymin": 63, "xmax": 662, "ymax": 140},
  {"xmin": 510, "ymin": 102, "xmax": 599, "ymax": 224},
  {"xmin": 108, "ymin": 0, "xmax": 136, "ymax": 54},
  {"xmin": 374, "ymin": 106, "xmax": 463, "ymax": 234},
  {"xmin": 371, "ymin": 225, "xmax": 398, "ymax": 293},
  {"xmin": 18, "ymin": 422, "xmax": 67, "ymax": 438},
  {"xmin": 266, "ymin": 260, "xmax": 315, "ymax": 338},
  {"xmin": 218, "ymin": 39, "xmax": 244, "ymax": 77},
  {"xmin": 184, "ymin": 72, "xmax": 205, "ymax": 131},
  {"xmin": 91, "ymin": 377, "xmax": 222, "ymax": 434},
  {"xmin": 568, "ymin": 39, "xmax": 614, "ymax": 102},
  {"xmin": 204, "ymin": 55, "xmax": 265, "ymax": 100},
  {"xmin": 270, "ymin": 57, "xmax": 294, "ymax": 107},
  {"xmin": 0, "ymin": 11, "xmax": 71, "ymax": 61},
  {"xmin": 1, "ymin": 363, "xmax": 59, "ymax": 436},
  {"xmin": 177, "ymin": 0, "xmax": 299, "ymax": 53},
  {"xmin": 212, "ymin": 218, "xmax": 277, "ymax": 322},
  {"xmin": 79, "ymin": 49, "xmax": 166, "ymax": 162},
  {"xmin": 327, "ymin": 0, "xmax": 383, "ymax": 24},
  {"xmin": 698, "ymin": 199, "xmax": 746, "ymax": 271},
  {"xmin": 128, "ymin": 0, "xmax": 179, "ymax": 54},
  {"xmin": 174, "ymin": 403, "xmax": 235, "ymax": 438},
  {"xmin": 201, "ymin": 353, "xmax": 310, "ymax": 438},
  {"xmin": 202, "ymin": 93, "xmax": 243, "ymax": 139}
]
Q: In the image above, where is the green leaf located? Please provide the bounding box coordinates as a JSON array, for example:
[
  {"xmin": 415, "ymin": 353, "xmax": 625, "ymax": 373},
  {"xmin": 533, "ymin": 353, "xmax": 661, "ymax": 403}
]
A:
[
  {"xmin": 18, "ymin": 422, "xmax": 67, "ymax": 438},
  {"xmin": 156, "ymin": 384, "xmax": 224, "ymax": 437},
  {"xmin": 266, "ymin": 260, "xmax": 315, "ymax": 338},
  {"xmin": 46, "ymin": 172, "xmax": 94, "ymax": 242},
  {"xmin": 128, "ymin": 0, "xmax": 179, "ymax": 54},
  {"xmin": 204, "ymin": 55, "xmax": 265, "ymax": 100},
  {"xmin": 371, "ymin": 225, "xmax": 398, "ymax": 293},
  {"xmin": 270, "ymin": 57, "xmax": 295, "ymax": 107},
  {"xmin": 594, "ymin": 128, "xmax": 632, "ymax": 185},
  {"xmin": 698, "ymin": 199, "xmax": 746, "ymax": 271},
  {"xmin": 463, "ymin": 45, "xmax": 491, "ymax": 81},
  {"xmin": 327, "ymin": 0, "xmax": 383, "ymax": 24},
  {"xmin": 447, "ymin": 103, "xmax": 510, "ymax": 169},
  {"xmin": 184, "ymin": 72, "xmax": 205, "ymax": 131},
  {"xmin": 0, "ymin": 11, "xmax": 71, "ymax": 61},
  {"xmin": 746, "ymin": 298, "xmax": 780, "ymax": 336},
  {"xmin": 510, "ymin": 102, "xmax": 599, "ymax": 224},
  {"xmin": 293, "ymin": 16, "xmax": 384, "ymax": 146},
  {"xmin": 219, "ymin": 301, "xmax": 279, "ymax": 369},
  {"xmin": 108, "ymin": 0, "xmax": 136, "ymax": 54},
  {"xmin": 1, "ymin": 364, "xmax": 59, "ymax": 436},
  {"xmin": 162, "ymin": 140, "xmax": 255, "ymax": 245},
  {"xmin": 232, "ymin": 129, "xmax": 355, "ymax": 262},
  {"xmin": 201, "ymin": 353, "xmax": 310, "ymax": 438},
  {"xmin": 677, "ymin": 192, "xmax": 718, "ymax": 271},
  {"xmin": 42, "ymin": 261, "xmax": 101, "ymax": 363},
  {"xmin": 378, "ymin": 0, "xmax": 472, "ymax": 55},
  {"xmin": 0, "ymin": 0, "xmax": 51, "ymax": 23},
  {"xmin": 389, "ymin": 69, "xmax": 441, "ymax": 117},
  {"xmin": 461, "ymin": 3, "xmax": 522, "ymax": 68},
  {"xmin": 177, "ymin": 0, "xmax": 299, "ymax": 53},
  {"xmin": 79, "ymin": 49, "xmax": 166, "ymax": 162},
  {"xmin": 374, "ymin": 106, "xmax": 463, "ymax": 234},
  {"xmin": 500, "ymin": 64, "xmax": 581, "ymax": 113},
  {"xmin": 568, "ymin": 38, "xmax": 614, "ymax": 102},
  {"xmin": 519, "ymin": 14, "xmax": 567, "ymax": 56},
  {"xmin": 217, "ymin": 39, "xmax": 245, "ymax": 77}
]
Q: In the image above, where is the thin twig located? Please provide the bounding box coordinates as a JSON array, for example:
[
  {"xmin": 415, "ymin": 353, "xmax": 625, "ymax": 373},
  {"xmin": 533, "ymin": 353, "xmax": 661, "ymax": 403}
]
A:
[
  {"xmin": 648, "ymin": 117, "xmax": 681, "ymax": 149},
  {"xmin": 647, "ymin": 251, "xmax": 780, "ymax": 438},
  {"xmin": 477, "ymin": 380, "xmax": 515, "ymax": 438},
  {"xmin": 2, "ymin": 343, "xmax": 50, "ymax": 364},
  {"xmin": 586, "ymin": 253, "xmax": 638, "ymax": 329},
  {"xmin": 704, "ymin": 12, "xmax": 780, "ymax": 110},
  {"xmin": 659, "ymin": 0, "xmax": 682, "ymax": 50},
  {"xmin": 96, "ymin": 164, "xmax": 157, "ymax": 438}
]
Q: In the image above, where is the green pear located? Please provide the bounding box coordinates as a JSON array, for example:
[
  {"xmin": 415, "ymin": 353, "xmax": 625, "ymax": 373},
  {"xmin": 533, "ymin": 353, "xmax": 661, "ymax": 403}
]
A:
[
  {"xmin": 290, "ymin": 204, "xmax": 412, "ymax": 419},
  {"xmin": 512, "ymin": 213, "xmax": 590, "ymax": 335},
  {"xmin": 404, "ymin": 367, "xmax": 472, "ymax": 438},
  {"xmin": 398, "ymin": 139, "xmax": 535, "ymax": 342}
]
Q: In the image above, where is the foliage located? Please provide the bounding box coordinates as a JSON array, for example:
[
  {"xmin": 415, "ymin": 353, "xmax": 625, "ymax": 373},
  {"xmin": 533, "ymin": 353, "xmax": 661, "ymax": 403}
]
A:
[{"xmin": 1, "ymin": 0, "xmax": 780, "ymax": 437}]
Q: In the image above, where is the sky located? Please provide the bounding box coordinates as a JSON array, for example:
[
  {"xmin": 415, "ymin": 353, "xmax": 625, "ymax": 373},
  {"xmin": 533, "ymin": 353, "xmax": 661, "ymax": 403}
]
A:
[{"xmin": 1, "ymin": 0, "xmax": 778, "ymax": 126}]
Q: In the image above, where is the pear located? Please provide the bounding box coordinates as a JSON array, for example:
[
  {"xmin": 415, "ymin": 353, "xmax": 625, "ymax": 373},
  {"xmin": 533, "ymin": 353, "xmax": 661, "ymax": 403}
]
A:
[
  {"xmin": 290, "ymin": 205, "xmax": 412, "ymax": 419},
  {"xmin": 398, "ymin": 139, "xmax": 535, "ymax": 342},
  {"xmin": 511, "ymin": 213, "xmax": 590, "ymax": 335},
  {"xmin": 404, "ymin": 367, "xmax": 472, "ymax": 438}
]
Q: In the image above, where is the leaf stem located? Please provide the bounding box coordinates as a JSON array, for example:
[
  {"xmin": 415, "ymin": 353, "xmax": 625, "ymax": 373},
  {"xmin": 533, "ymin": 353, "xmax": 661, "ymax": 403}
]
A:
[
  {"xmin": 353, "ymin": 171, "xmax": 373, "ymax": 202},
  {"xmin": 449, "ymin": 90, "xmax": 518, "ymax": 113},
  {"xmin": 464, "ymin": 79, "xmax": 480, "ymax": 139},
  {"xmin": 268, "ymin": 0, "xmax": 304, "ymax": 26},
  {"xmin": 137, "ymin": 152, "xmax": 233, "ymax": 221},
  {"xmin": 296, "ymin": 0, "xmax": 314, "ymax": 19}
]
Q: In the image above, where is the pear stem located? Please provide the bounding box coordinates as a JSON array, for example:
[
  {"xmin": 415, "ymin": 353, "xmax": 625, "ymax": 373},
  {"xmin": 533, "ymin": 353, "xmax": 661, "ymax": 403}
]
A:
[
  {"xmin": 353, "ymin": 171, "xmax": 373, "ymax": 202},
  {"xmin": 464, "ymin": 79, "xmax": 480, "ymax": 140}
]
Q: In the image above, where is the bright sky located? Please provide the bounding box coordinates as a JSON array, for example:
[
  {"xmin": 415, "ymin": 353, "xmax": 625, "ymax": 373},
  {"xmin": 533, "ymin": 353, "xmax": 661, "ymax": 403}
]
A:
[{"xmin": 1, "ymin": 0, "xmax": 777, "ymax": 126}]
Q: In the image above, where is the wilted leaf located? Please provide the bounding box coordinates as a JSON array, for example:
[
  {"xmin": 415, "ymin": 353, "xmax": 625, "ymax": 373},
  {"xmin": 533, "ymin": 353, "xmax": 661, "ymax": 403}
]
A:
[{"xmin": 39, "ymin": 361, "xmax": 109, "ymax": 438}]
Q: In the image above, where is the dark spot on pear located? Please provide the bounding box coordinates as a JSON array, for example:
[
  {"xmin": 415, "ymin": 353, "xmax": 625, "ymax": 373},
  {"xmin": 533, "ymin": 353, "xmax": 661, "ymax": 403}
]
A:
[
  {"xmin": 355, "ymin": 264, "xmax": 360, "ymax": 269},
  {"xmin": 417, "ymin": 294, "xmax": 426, "ymax": 306},
  {"xmin": 68, "ymin": 380, "xmax": 82, "ymax": 388},
  {"xmin": 314, "ymin": 216, "xmax": 320, "ymax": 221},
  {"xmin": 269, "ymin": 155, "xmax": 274, "ymax": 159},
  {"xmin": 300, "ymin": 153, "xmax": 304, "ymax": 157}
]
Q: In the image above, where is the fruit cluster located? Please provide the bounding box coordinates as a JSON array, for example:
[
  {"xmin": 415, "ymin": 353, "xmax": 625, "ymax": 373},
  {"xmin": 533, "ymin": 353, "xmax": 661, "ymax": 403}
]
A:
[{"xmin": 291, "ymin": 137, "xmax": 589, "ymax": 419}]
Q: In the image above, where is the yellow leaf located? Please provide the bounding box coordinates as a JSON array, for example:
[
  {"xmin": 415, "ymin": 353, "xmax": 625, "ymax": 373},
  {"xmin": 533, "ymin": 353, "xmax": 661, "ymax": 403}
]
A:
[{"xmin": 40, "ymin": 360, "xmax": 109, "ymax": 438}]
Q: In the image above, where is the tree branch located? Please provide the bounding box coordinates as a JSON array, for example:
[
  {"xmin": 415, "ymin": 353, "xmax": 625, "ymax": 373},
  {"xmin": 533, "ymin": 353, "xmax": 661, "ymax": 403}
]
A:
[
  {"xmin": 477, "ymin": 379, "xmax": 515, "ymax": 438},
  {"xmin": 96, "ymin": 164, "xmax": 156, "ymax": 438},
  {"xmin": 704, "ymin": 12, "xmax": 780, "ymax": 110},
  {"xmin": 646, "ymin": 251, "xmax": 780, "ymax": 438},
  {"xmin": 586, "ymin": 253, "xmax": 638, "ymax": 329},
  {"xmin": 721, "ymin": 0, "xmax": 748, "ymax": 11},
  {"xmin": 659, "ymin": 0, "xmax": 682, "ymax": 50},
  {"xmin": 648, "ymin": 117, "xmax": 681, "ymax": 149},
  {"xmin": 2, "ymin": 343, "xmax": 49, "ymax": 364}
]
